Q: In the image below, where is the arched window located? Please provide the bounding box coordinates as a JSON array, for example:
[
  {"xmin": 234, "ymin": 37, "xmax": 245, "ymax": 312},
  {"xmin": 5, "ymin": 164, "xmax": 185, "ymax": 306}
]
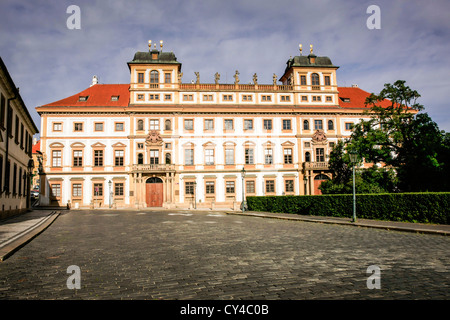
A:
[
  {"xmin": 328, "ymin": 120, "xmax": 334, "ymax": 130},
  {"xmin": 138, "ymin": 153, "xmax": 144, "ymax": 164},
  {"xmin": 165, "ymin": 119, "xmax": 172, "ymax": 130},
  {"xmin": 303, "ymin": 120, "xmax": 309, "ymax": 130},
  {"xmin": 311, "ymin": 73, "xmax": 320, "ymax": 86},
  {"xmin": 165, "ymin": 153, "xmax": 171, "ymax": 164},
  {"xmin": 305, "ymin": 152, "xmax": 311, "ymax": 162},
  {"xmin": 137, "ymin": 119, "xmax": 144, "ymax": 131},
  {"xmin": 150, "ymin": 70, "xmax": 159, "ymax": 83}
]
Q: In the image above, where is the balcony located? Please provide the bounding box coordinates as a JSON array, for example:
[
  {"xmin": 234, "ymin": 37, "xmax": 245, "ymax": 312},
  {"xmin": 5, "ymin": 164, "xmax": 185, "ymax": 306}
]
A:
[
  {"xmin": 303, "ymin": 161, "xmax": 329, "ymax": 171},
  {"xmin": 132, "ymin": 164, "xmax": 175, "ymax": 172}
]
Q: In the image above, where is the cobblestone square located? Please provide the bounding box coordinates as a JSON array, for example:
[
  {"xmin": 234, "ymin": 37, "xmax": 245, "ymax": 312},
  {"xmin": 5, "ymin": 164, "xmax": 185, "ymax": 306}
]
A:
[{"xmin": 0, "ymin": 210, "xmax": 448, "ymax": 300}]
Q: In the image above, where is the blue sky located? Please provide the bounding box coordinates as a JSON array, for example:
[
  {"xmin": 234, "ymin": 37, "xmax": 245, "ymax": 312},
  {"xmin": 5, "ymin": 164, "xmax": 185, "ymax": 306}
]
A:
[{"xmin": 1, "ymin": 0, "xmax": 449, "ymax": 135}]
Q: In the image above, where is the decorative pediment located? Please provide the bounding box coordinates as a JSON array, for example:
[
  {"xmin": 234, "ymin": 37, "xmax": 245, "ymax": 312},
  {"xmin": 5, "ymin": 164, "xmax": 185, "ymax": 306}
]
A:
[
  {"xmin": 202, "ymin": 141, "xmax": 216, "ymax": 147},
  {"xmin": 281, "ymin": 140, "xmax": 295, "ymax": 146},
  {"xmin": 312, "ymin": 130, "xmax": 327, "ymax": 144},
  {"xmin": 91, "ymin": 142, "xmax": 106, "ymax": 148},
  {"xmin": 112, "ymin": 142, "xmax": 127, "ymax": 148},
  {"xmin": 70, "ymin": 142, "xmax": 85, "ymax": 148},
  {"xmin": 49, "ymin": 142, "xmax": 65, "ymax": 148}
]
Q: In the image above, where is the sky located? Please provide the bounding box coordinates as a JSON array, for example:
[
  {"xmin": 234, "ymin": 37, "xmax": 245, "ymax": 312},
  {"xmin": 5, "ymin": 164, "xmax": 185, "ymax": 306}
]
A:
[{"xmin": 1, "ymin": 0, "xmax": 449, "ymax": 136}]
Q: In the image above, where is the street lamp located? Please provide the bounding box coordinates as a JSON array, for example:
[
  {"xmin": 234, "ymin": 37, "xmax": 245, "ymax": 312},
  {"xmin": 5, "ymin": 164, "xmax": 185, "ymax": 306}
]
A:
[
  {"xmin": 108, "ymin": 180, "xmax": 112, "ymax": 209},
  {"xmin": 349, "ymin": 150, "xmax": 358, "ymax": 222},
  {"xmin": 241, "ymin": 167, "xmax": 246, "ymax": 212}
]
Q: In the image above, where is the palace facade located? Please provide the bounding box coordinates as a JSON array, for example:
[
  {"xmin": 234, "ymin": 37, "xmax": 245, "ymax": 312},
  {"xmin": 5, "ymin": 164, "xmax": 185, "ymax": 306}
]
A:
[{"xmin": 36, "ymin": 42, "xmax": 385, "ymax": 209}]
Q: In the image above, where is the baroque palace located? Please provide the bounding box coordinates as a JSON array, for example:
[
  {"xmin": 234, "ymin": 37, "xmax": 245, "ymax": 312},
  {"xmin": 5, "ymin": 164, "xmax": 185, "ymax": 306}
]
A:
[{"xmin": 36, "ymin": 42, "xmax": 384, "ymax": 209}]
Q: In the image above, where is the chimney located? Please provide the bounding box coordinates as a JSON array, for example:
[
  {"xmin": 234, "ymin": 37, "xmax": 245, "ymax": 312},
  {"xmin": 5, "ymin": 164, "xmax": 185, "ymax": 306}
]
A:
[{"xmin": 352, "ymin": 84, "xmax": 358, "ymax": 88}]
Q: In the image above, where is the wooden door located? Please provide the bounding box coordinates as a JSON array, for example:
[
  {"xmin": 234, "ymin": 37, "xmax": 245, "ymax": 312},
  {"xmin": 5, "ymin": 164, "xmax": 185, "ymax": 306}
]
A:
[{"xmin": 146, "ymin": 180, "xmax": 163, "ymax": 207}]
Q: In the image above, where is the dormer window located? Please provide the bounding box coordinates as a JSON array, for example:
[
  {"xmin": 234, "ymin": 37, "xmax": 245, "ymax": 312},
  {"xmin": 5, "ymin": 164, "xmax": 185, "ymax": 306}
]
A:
[
  {"xmin": 111, "ymin": 96, "xmax": 119, "ymax": 101},
  {"xmin": 78, "ymin": 96, "xmax": 89, "ymax": 101},
  {"xmin": 339, "ymin": 97, "xmax": 351, "ymax": 102}
]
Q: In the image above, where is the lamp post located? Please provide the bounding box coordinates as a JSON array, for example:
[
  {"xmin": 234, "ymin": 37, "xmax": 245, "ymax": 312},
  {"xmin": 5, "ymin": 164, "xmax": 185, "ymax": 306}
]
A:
[
  {"xmin": 108, "ymin": 180, "xmax": 112, "ymax": 209},
  {"xmin": 241, "ymin": 167, "xmax": 246, "ymax": 212},
  {"xmin": 349, "ymin": 150, "xmax": 358, "ymax": 222}
]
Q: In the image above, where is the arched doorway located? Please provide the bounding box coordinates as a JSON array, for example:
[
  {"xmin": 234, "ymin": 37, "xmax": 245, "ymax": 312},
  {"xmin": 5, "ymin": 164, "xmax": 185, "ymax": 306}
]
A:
[
  {"xmin": 146, "ymin": 177, "xmax": 163, "ymax": 207},
  {"xmin": 314, "ymin": 174, "xmax": 330, "ymax": 195}
]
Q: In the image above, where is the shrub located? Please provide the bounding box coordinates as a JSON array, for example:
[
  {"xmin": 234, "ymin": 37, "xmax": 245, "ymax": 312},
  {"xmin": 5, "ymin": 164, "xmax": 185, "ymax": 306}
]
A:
[{"xmin": 246, "ymin": 192, "xmax": 450, "ymax": 224}]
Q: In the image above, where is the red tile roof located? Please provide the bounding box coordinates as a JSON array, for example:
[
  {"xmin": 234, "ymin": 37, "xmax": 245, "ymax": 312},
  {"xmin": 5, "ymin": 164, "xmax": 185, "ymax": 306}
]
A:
[
  {"xmin": 32, "ymin": 140, "xmax": 40, "ymax": 154},
  {"xmin": 42, "ymin": 84, "xmax": 130, "ymax": 107},
  {"xmin": 337, "ymin": 86, "xmax": 392, "ymax": 109}
]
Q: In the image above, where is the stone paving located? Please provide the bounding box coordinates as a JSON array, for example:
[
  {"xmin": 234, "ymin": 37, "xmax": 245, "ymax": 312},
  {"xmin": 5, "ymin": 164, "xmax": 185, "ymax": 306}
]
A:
[{"xmin": 0, "ymin": 209, "xmax": 448, "ymax": 300}]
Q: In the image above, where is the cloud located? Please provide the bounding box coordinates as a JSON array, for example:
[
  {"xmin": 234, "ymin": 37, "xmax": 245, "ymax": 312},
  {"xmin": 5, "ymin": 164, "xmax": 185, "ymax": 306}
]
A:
[{"xmin": 0, "ymin": 0, "xmax": 449, "ymax": 133}]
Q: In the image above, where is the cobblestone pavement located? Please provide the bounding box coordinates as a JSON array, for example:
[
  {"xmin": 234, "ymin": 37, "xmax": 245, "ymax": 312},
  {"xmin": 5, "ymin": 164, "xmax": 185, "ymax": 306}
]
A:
[{"xmin": 0, "ymin": 209, "xmax": 448, "ymax": 300}]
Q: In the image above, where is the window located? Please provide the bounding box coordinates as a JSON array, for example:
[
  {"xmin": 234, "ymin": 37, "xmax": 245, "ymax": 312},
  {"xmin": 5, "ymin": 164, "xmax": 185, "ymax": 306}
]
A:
[
  {"xmin": 304, "ymin": 142, "xmax": 311, "ymax": 148},
  {"xmin": 329, "ymin": 142, "xmax": 335, "ymax": 148},
  {"xmin": 165, "ymin": 73, "xmax": 171, "ymax": 83},
  {"xmin": 115, "ymin": 150, "xmax": 124, "ymax": 166},
  {"xmin": 300, "ymin": 75, "xmax": 307, "ymax": 85},
  {"xmin": 265, "ymin": 180, "xmax": 275, "ymax": 193},
  {"xmin": 224, "ymin": 119, "xmax": 233, "ymax": 130},
  {"xmin": 283, "ymin": 119, "xmax": 291, "ymax": 130},
  {"xmin": 93, "ymin": 183, "xmax": 103, "ymax": 196},
  {"xmin": 137, "ymin": 94, "xmax": 144, "ymax": 100},
  {"xmin": 226, "ymin": 181, "xmax": 235, "ymax": 194},
  {"xmin": 150, "ymin": 70, "xmax": 159, "ymax": 84},
  {"xmin": 301, "ymin": 96, "xmax": 308, "ymax": 101},
  {"xmin": 244, "ymin": 119, "xmax": 253, "ymax": 130},
  {"xmin": 149, "ymin": 94, "xmax": 159, "ymax": 100},
  {"xmin": 73, "ymin": 150, "xmax": 83, "ymax": 167},
  {"xmin": 305, "ymin": 152, "xmax": 311, "ymax": 162},
  {"xmin": 303, "ymin": 120, "xmax": 309, "ymax": 130},
  {"xmin": 205, "ymin": 149, "xmax": 214, "ymax": 165},
  {"xmin": 204, "ymin": 119, "xmax": 214, "ymax": 130},
  {"xmin": 165, "ymin": 119, "xmax": 171, "ymax": 130},
  {"xmin": 0, "ymin": 93, "xmax": 5, "ymax": 128},
  {"xmin": 314, "ymin": 120, "xmax": 323, "ymax": 130},
  {"xmin": 246, "ymin": 180, "xmax": 255, "ymax": 194},
  {"xmin": 185, "ymin": 181, "xmax": 195, "ymax": 195},
  {"xmin": 281, "ymin": 95, "xmax": 290, "ymax": 102},
  {"xmin": 185, "ymin": 149, "xmax": 194, "ymax": 165},
  {"xmin": 312, "ymin": 96, "xmax": 321, "ymax": 101},
  {"xmin": 203, "ymin": 94, "xmax": 213, "ymax": 101},
  {"xmin": 225, "ymin": 149, "xmax": 234, "ymax": 165},
  {"xmin": 149, "ymin": 150, "xmax": 159, "ymax": 165},
  {"xmin": 14, "ymin": 116, "xmax": 19, "ymax": 144},
  {"xmin": 53, "ymin": 123, "xmax": 62, "ymax": 131},
  {"xmin": 149, "ymin": 119, "xmax": 159, "ymax": 130},
  {"xmin": 184, "ymin": 119, "xmax": 194, "ymax": 130},
  {"xmin": 223, "ymin": 95, "xmax": 233, "ymax": 101},
  {"xmin": 94, "ymin": 122, "xmax": 104, "ymax": 131},
  {"xmin": 137, "ymin": 143, "xmax": 144, "ymax": 149},
  {"xmin": 115, "ymin": 183, "xmax": 124, "ymax": 196},
  {"xmin": 138, "ymin": 72, "xmax": 144, "ymax": 83},
  {"xmin": 183, "ymin": 94, "xmax": 193, "ymax": 101},
  {"xmin": 165, "ymin": 153, "xmax": 171, "ymax": 164},
  {"xmin": 74, "ymin": 123, "xmax": 83, "ymax": 131},
  {"xmin": 138, "ymin": 153, "xmax": 144, "ymax": 164},
  {"xmin": 205, "ymin": 181, "xmax": 215, "ymax": 194},
  {"xmin": 137, "ymin": 120, "xmax": 144, "ymax": 131},
  {"xmin": 263, "ymin": 119, "xmax": 272, "ymax": 130},
  {"xmin": 52, "ymin": 150, "xmax": 62, "ymax": 167},
  {"xmin": 328, "ymin": 120, "xmax": 334, "ymax": 130},
  {"xmin": 165, "ymin": 143, "xmax": 172, "ymax": 149},
  {"xmin": 94, "ymin": 150, "xmax": 103, "ymax": 166},
  {"xmin": 115, "ymin": 123, "xmax": 124, "ymax": 131},
  {"xmin": 73, "ymin": 184, "xmax": 82, "ymax": 197},
  {"xmin": 285, "ymin": 180, "xmax": 294, "ymax": 193},
  {"xmin": 164, "ymin": 94, "xmax": 172, "ymax": 100},
  {"xmin": 262, "ymin": 95, "xmax": 271, "ymax": 101},
  {"xmin": 326, "ymin": 96, "xmax": 332, "ymax": 102},
  {"xmin": 284, "ymin": 148, "xmax": 293, "ymax": 164},
  {"xmin": 324, "ymin": 75, "xmax": 331, "ymax": 86},
  {"xmin": 242, "ymin": 95, "xmax": 252, "ymax": 101},
  {"xmin": 245, "ymin": 148, "xmax": 254, "ymax": 164},
  {"xmin": 111, "ymin": 96, "xmax": 119, "ymax": 101},
  {"xmin": 51, "ymin": 184, "xmax": 61, "ymax": 197},
  {"xmin": 265, "ymin": 148, "xmax": 273, "ymax": 164},
  {"xmin": 12, "ymin": 164, "xmax": 17, "ymax": 194},
  {"xmin": 78, "ymin": 96, "xmax": 88, "ymax": 101},
  {"xmin": 311, "ymin": 73, "xmax": 320, "ymax": 86},
  {"xmin": 345, "ymin": 122, "xmax": 354, "ymax": 130},
  {"xmin": 316, "ymin": 148, "xmax": 325, "ymax": 162}
]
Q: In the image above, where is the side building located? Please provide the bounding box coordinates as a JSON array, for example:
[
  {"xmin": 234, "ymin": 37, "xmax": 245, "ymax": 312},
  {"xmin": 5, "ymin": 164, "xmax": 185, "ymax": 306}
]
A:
[
  {"xmin": 0, "ymin": 57, "xmax": 39, "ymax": 218},
  {"xmin": 36, "ymin": 43, "xmax": 385, "ymax": 210}
]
